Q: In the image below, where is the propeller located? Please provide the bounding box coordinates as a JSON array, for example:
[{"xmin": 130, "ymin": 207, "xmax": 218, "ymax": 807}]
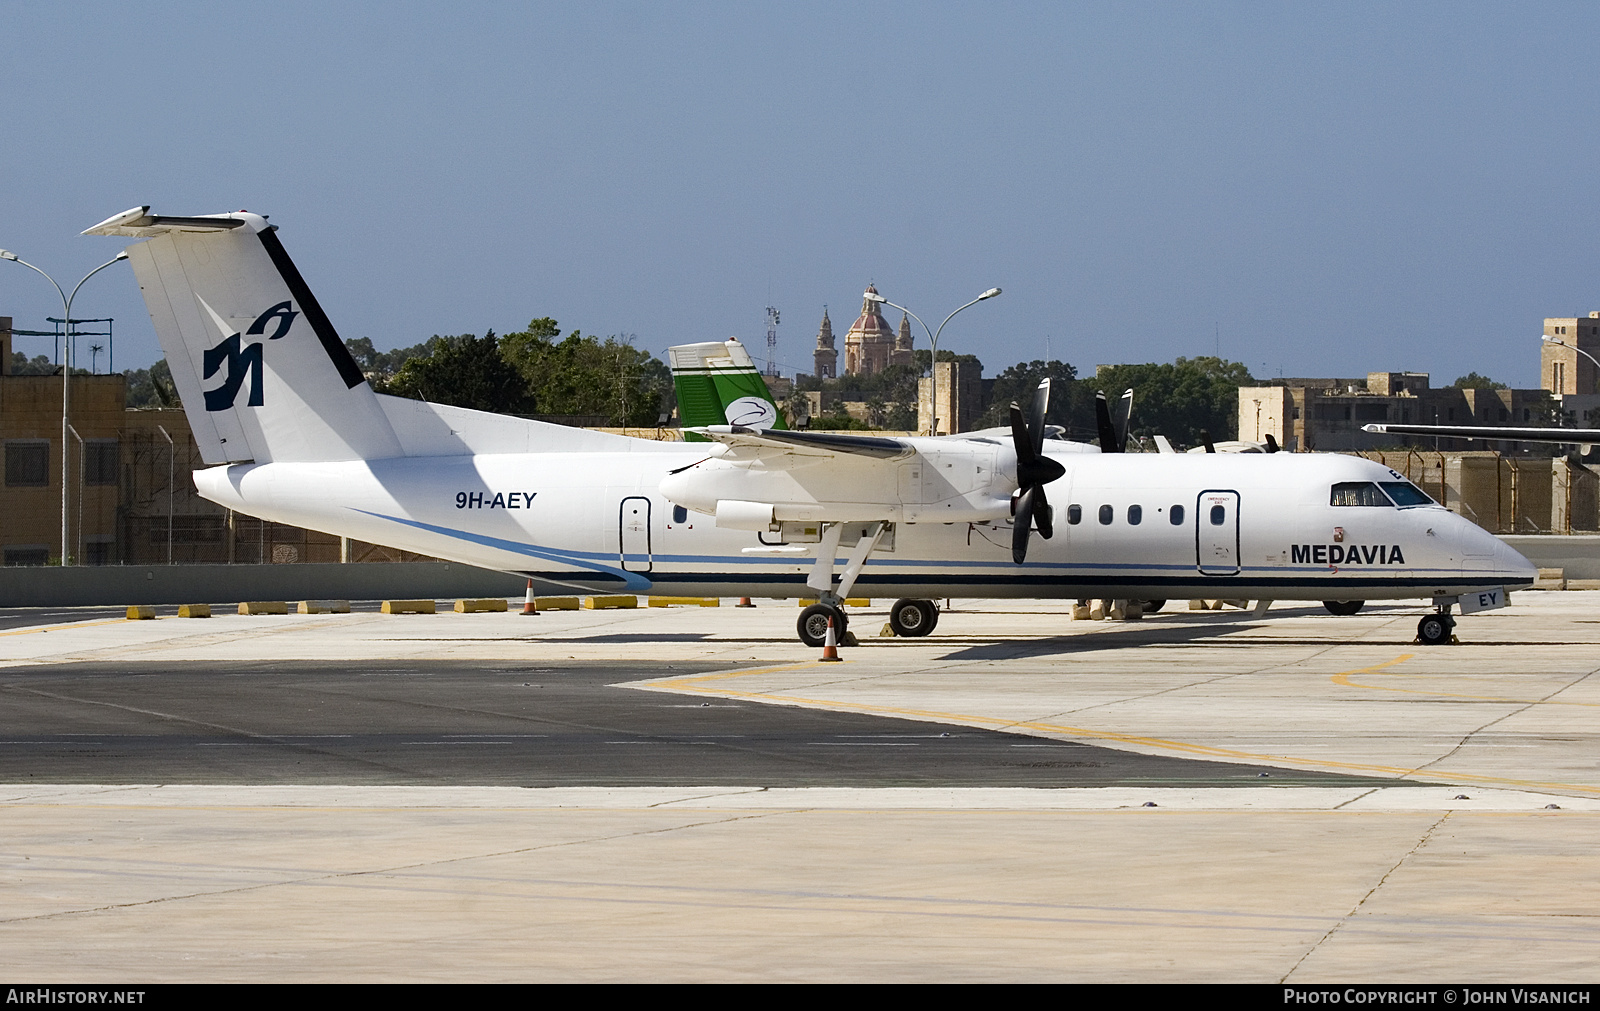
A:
[
  {"xmin": 1010, "ymin": 379, "xmax": 1067, "ymax": 564},
  {"xmin": 1094, "ymin": 392, "xmax": 1118, "ymax": 453},
  {"xmin": 1200, "ymin": 429, "xmax": 1216, "ymax": 454},
  {"xmin": 1093, "ymin": 389, "xmax": 1135, "ymax": 453},
  {"xmin": 1264, "ymin": 434, "xmax": 1280, "ymax": 454}
]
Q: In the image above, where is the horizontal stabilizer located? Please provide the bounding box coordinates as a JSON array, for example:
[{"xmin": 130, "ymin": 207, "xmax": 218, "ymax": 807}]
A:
[
  {"xmin": 687, "ymin": 425, "xmax": 909, "ymax": 459},
  {"xmin": 1363, "ymin": 423, "xmax": 1600, "ymax": 446}
]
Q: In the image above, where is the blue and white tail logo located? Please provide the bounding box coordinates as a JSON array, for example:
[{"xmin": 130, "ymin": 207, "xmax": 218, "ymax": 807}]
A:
[{"xmin": 198, "ymin": 298, "xmax": 300, "ymax": 411}]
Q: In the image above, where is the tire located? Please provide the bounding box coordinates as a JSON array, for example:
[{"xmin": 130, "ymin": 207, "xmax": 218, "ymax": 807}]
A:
[
  {"xmin": 798, "ymin": 603, "xmax": 847, "ymax": 648},
  {"xmin": 889, "ymin": 598, "xmax": 937, "ymax": 638},
  {"xmin": 1141, "ymin": 599, "xmax": 1166, "ymax": 614},
  {"xmin": 1324, "ymin": 600, "xmax": 1364, "ymax": 616},
  {"xmin": 1416, "ymin": 613, "xmax": 1453, "ymax": 646}
]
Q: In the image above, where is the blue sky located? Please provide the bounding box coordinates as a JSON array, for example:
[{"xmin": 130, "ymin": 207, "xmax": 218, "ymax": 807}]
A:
[{"xmin": 2, "ymin": 2, "xmax": 1596, "ymax": 387}]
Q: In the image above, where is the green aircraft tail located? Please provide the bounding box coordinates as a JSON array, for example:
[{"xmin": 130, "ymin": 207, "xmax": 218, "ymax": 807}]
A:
[{"xmin": 668, "ymin": 338, "xmax": 788, "ymax": 441}]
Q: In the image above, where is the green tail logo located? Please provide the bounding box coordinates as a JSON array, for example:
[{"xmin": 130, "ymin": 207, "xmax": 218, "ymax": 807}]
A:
[{"xmin": 668, "ymin": 338, "xmax": 789, "ymax": 442}]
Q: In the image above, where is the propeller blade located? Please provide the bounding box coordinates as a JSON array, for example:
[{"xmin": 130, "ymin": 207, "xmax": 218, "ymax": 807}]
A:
[
  {"xmin": 1033, "ymin": 483, "xmax": 1054, "ymax": 540},
  {"xmin": 1029, "ymin": 378, "xmax": 1050, "ymax": 457},
  {"xmin": 1201, "ymin": 429, "xmax": 1216, "ymax": 454},
  {"xmin": 1012, "ymin": 486, "xmax": 1035, "ymax": 564},
  {"xmin": 1113, "ymin": 389, "xmax": 1133, "ymax": 452},
  {"xmin": 1009, "ymin": 404, "xmax": 1033, "ymax": 466},
  {"xmin": 1264, "ymin": 434, "xmax": 1280, "ymax": 453},
  {"xmin": 1095, "ymin": 392, "xmax": 1118, "ymax": 453}
]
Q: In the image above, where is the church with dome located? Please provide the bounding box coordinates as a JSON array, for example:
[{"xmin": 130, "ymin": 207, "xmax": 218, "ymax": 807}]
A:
[{"xmin": 812, "ymin": 285, "xmax": 915, "ymax": 378}]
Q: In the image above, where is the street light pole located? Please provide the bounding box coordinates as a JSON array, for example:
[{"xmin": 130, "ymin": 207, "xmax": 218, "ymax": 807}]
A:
[
  {"xmin": 0, "ymin": 250, "xmax": 129, "ymax": 564},
  {"xmin": 864, "ymin": 287, "xmax": 1001, "ymax": 435}
]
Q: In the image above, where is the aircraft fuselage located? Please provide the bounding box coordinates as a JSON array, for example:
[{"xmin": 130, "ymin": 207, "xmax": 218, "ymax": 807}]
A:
[{"xmin": 194, "ymin": 445, "xmax": 1533, "ymax": 602}]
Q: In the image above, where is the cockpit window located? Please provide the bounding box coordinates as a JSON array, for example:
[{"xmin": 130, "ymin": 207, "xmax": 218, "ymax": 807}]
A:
[
  {"xmin": 1379, "ymin": 481, "xmax": 1434, "ymax": 507},
  {"xmin": 1330, "ymin": 482, "xmax": 1393, "ymax": 507}
]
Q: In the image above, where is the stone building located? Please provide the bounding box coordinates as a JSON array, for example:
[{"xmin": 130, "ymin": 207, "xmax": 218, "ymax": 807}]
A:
[
  {"xmin": 812, "ymin": 308, "xmax": 837, "ymax": 379},
  {"xmin": 815, "ymin": 286, "xmax": 915, "ymax": 378},
  {"xmin": 1237, "ymin": 372, "xmax": 1556, "ymax": 453}
]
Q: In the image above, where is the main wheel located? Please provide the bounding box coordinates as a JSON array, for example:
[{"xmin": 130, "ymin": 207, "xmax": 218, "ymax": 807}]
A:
[
  {"xmin": 1141, "ymin": 599, "xmax": 1166, "ymax": 614},
  {"xmin": 889, "ymin": 598, "xmax": 938, "ymax": 637},
  {"xmin": 798, "ymin": 603, "xmax": 847, "ymax": 648},
  {"xmin": 1324, "ymin": 600, "xmax": 1364, "ymax": 616},
  {"xmin": 1416, "ymin": 613, "xmax": 1454, "ymax": 646}
]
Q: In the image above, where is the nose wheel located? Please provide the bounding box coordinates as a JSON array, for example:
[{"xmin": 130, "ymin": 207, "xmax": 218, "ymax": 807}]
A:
[{"xmin": 1417, "ymin": 612, "xmax": 1455, "ymax": 646}]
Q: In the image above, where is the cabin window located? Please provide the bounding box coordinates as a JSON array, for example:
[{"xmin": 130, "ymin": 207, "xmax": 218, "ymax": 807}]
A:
[
  {"xmin": 1379, "ymin": 481, "xmax": 1433, "ymax": 507},
  {"xmin": 1066, "ymin": 504, "xmax": 1082, "ymax": 525},
  {"xmin": 1098, "ymin": 504, "xmax": 1113, "ymax": 525},
  {"xmin": 672, "ymin": 505, "xmax": 688, "ymax": 524},
  {"xmin": 1127, "ymin": 504, "xmax": 1142, "ymax": 525},
  {"xmin": 1330, "ymin": 482, "xmax": 1392, "ymax": 506},
  {"xmin": 1209, "ymin": 504, "xmax": 1226, "ymax": 526},
  {"xmin": 1170, "ymin": 504, "xmax": 1185, "ymax": 525}
]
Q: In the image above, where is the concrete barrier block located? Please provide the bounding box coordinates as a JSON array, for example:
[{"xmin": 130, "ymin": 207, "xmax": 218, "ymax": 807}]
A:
[
  {"xmin": 584, "ymin": 595, "xmax": 637, "ymax": 610},
  {"xmin": 176, "ymin": 603, "xmax": 211, "ymax": 619},
  {"xmin": 239, "ymin": 601, "xmax": 289, "ymax": 615},
  {"xmin": 454, "ymin": 598, "xmax": 509, "ymax": 613},
  {"xmin": 1534, "ymin": 568, "xmax": 1567, "ymax": 591},
  {"xmin": 647, "ymin": 596, "xmax": 719, "ymax": 607},
  {"xmin": 125, "ymin": 605, "xmax": 155, "ymax": 620},
  {"xmin": 534, "ymin": 596, "xmax": 580, "ymax": 611},
  {"xmin": 1567, "ymin": 578, "xmax": 1600, "ymax": 590},
  {"xmin": 381, "ymin": 599, "xmax": 436, "ymax": 614},
  {"xmin": 298, "ymin": 600, "xmax": 351, "ymax": 614}
]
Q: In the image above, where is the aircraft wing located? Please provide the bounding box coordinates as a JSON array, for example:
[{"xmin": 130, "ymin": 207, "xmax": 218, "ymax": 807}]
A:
[
  {"xmin": 687, "ymin": 425, "xmax": 911, "ymax": 459},
  {"xmin": 1363, "ymin": 423, "xmax": 1600, "ymax": 446}
]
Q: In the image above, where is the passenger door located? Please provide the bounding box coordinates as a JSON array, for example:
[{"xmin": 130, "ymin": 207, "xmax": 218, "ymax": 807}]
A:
[
  {"xmin": 1196, "ymin": 490, "xmax": 1240, "ymax": 576},
  {"xmin": 619, "ymin": 496, "xmax": 652, "ymax": 573}
]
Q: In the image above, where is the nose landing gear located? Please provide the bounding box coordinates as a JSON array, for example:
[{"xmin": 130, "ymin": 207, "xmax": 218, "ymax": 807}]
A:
[{"xmin": 1416, "ymin": 610, "xmax": 1456, "ymax": 646}]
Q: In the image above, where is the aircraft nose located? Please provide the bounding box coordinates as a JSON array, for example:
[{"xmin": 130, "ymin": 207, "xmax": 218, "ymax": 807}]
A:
[
  {"xmin": 1494, "ymin": 537, "xmax": 1537, "ymax": 588},
  {"xmin": 1454, "ymin": 515, "xmax": 1536, "ymax": 587}
]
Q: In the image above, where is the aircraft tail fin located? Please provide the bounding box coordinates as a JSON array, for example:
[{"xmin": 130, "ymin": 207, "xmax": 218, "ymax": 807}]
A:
[
  {"xmin": 84, "ymin": 207, "xmax": 402, "ymax": 465},
  {"xmin": 667, "ymin": 338, "xmax": 788, "ymax": 442}
]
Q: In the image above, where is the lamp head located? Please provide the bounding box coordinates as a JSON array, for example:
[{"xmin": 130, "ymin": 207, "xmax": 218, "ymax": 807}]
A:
[
  {"xmin": 1543, "ymin": 335, "xmax": 1568, "ymax": 347},
  {"xmin": 0, "ymin": 250, "xmax": 16, "ymax": 261},
  {"xmin": 862, "ymin": 291, "xmax": 886, "ymax": 303},
  {"xmin": 114, "ymin": 251, "xmax": 129, "ymax": 261},
  {"xmin": 979, "ymin": 287, "xmax": 1002, "ymax": 300}
]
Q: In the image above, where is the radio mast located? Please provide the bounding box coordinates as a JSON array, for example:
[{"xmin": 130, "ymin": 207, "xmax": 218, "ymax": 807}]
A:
[{"xmin": 765, "ymin": 304, "xmax": 780, "ymax": 376}]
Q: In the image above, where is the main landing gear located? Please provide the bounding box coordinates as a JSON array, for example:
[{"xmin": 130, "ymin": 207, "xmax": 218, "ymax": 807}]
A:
[
  {"xmin": 1323, "ymin": 600, "xmax": 1365, "ymax": 616},
  {"xmin": 794, "ymin": 520, "xmax": 888, "ymax": 649},
  {"xmin": 888, "ymin": 598, "xmax": 939, "ymax": 638},
  {"xmin": 797, "ymin": 603, "xmax": 849, "ymax": 649}
]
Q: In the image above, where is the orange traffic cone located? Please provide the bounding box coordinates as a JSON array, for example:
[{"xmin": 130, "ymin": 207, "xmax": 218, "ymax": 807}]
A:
[
  {"xmin": 519, "ymin": 579, "xmax": 540, "ymax": 616},
  {"xmin": 819, "ymin": 615, "xmax": 842, "ymax": 662},
  {"xmin": 736, "ymin": 597, "xmax": 755, "ymax": 608}
]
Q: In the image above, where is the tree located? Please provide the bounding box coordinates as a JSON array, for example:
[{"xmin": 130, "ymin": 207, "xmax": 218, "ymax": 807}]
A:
[
  {"xmin": 1452, "ymin": 372, "xmax": 1507, "ymax": 390},
  {"xmin": 976, "ymin": 360, "xmax": 1085, "ymax": 435},
  {"xmin": 10, "ymin": 351, "xmax": 57, "ymax": 376},
  {"xmin": 1087, "ymin": 356, "xmax": 1255, "ymax": 446},
  {"xmin": 385, "ymin": 331, "xmax": 538, "ymax": 414},
  {"xmin": 345, "ymin": 336, "xmax": 432, "ymax": 389},
  {"xmin": 498, "ymin": 319, "xmax": 672, "ymax": 425},
  {"xmin": 124, "ymin": 359, "xmax": 180, "ymax": 408}
]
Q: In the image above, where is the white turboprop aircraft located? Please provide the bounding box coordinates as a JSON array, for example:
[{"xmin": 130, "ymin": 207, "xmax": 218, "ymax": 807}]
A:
[{"xmin": 85, "ymin": 206, "xmax": 1535, "ymax": 647}]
